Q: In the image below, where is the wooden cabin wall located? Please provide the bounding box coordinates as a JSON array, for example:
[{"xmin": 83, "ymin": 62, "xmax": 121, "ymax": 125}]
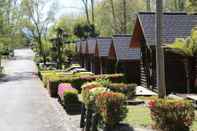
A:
[
  {"xmin": 140, "ymin": 61, "xmax": 148, "ymax": 87},
  {"xmin": 150, "ymin": 47, "xmax": 157, "ymax": 89},
  {"xmin": 94, "ymin": 57, "xmax": 101, "ymax": 74},
  {"xmin": 140, "ymin": 40, "xmax": 151, "ymax": 89},
  {"xmin": 149, "ymin": 48, "xmax": 188, "ymax": 93},
  {"xmin": 80, "ymin": 55, "xmax": 85, "ymax": 68},
  {"xmin": 194, "ymin": 56, "xmax": 197, "ymax": 92},
  {"xmin": 90, "ymin": 55, "xmax": 95, "ymax": 73},
  {"xmin": 85, "ymin": 55, "xmax": 91, "ymax": 71},
  {"xmin": 117, "ymin": 61, "xmax": 140, "ymax": 84},
  {"xmin": 165, "ymin": 53, "xmax": 187, "ymax": 93},
  {"xmin": 100, "ymin": 58, "xmax": 109, "ymax": 74},
  {"xmin": 106, "ymin": 59, "xmax": 116, "ymax": 74}
]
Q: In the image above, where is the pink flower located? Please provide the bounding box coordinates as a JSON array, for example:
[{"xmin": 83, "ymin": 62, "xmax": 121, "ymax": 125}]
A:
[{"xmin": 58, "ymin": 83, "xmax": 74, "ymax": 98}]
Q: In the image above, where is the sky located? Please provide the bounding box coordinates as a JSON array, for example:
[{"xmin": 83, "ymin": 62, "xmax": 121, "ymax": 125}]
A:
[
  {"xmin": 56, "ymin": 0, "xmax": 102, "ymax": 18},
  {"xmin": 56, "ymin": 0, "xmax": 85, "ymax": 18}
]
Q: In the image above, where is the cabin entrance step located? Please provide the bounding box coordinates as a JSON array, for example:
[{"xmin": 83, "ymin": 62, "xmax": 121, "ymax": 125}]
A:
[{"xmin": 136, "ymin": 86, "xmax": 158, "ymax": 96}]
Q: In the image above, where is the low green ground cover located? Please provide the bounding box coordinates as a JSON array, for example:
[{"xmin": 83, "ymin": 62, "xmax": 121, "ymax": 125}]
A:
[{"xmin": 124, "ymin": 106, "xmax": 152, "ymax": 128}]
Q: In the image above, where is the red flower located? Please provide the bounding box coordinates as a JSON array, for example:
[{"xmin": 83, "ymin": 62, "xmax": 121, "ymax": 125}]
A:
[{"xmin": 148, "ymin": 100, "xmax": 156, "ymax": 109}]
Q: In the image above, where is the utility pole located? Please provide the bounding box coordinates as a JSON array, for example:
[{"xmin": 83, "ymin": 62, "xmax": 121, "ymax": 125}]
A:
[{"xmin": 156, "ymin": 0, "xmax": 166, "ymax": 98}]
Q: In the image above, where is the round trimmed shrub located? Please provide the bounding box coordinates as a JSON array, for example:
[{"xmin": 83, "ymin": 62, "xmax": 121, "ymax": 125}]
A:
[
  {"xmin": 63, "ymin": 89, "xmax": 79, "ymax": 105},
  {"xmin": 148, "ymin": 99, "xmax": 195, "ymax": 131},
  {"xmin": 96, "ymin": 92, "xmax": 128, "ymax": 127}
]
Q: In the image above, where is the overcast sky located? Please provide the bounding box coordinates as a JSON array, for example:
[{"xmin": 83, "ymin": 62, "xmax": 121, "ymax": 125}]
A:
[
  {"xmin": 56, "ymin": 0, "xmax": 102, "ymax": 18},
  {"xmin": 56, "ymin": 0, "xmax": 85, "ymax": 18}
]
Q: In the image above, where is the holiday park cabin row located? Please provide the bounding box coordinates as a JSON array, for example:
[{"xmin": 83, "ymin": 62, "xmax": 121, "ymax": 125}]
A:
[
  {"xmin": 76, "ymin": 36, "xmax": 141, "ymax": 84},
  {"xmin": 75, "ymin": 12, "xmax": 197, "ymax": 94}
]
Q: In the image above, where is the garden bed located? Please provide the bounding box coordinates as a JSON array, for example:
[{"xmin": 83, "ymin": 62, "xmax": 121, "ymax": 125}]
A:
[{"xmin": 47, "ymin": 74, "xmax": 125, "ymax": 97}]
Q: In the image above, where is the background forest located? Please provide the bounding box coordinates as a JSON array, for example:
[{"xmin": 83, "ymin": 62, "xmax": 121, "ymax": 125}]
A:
[{"xmin": 0, "ymin": 0, "xmax": 196, "ymax": 63}]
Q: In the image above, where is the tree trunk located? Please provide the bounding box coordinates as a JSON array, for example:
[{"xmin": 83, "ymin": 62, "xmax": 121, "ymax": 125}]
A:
[
  {"xmin": 91, "ymin": 0, "xmax": 95, "ymax": 24},
  {"xmin": 174, "ymin": 0, "xmax": 178, "ymax": 10},
  {"xmin": 38, "ymin": 36, "xmax": 46, "ymax": 65},
  {"xmin": 0, "ymin": 55, "xmax": 1, "ymax": 67},
  {"xmin": 178, "ymin": 0, "xmax": 184, "ymax": 11},
  {"xmin": 82, "ymin": 0, "xmax": 90, "ymax": 24},
  {"xmin": 147, "ymin": 0, "xmax": 151, "ymax": 11},
  {"xmin": 123, "ymin": 0, "xmax": 127, "ymax": 34},
  {"xmin": 109, "ymin": 0, "xmax": 118, "ymax": 34}
]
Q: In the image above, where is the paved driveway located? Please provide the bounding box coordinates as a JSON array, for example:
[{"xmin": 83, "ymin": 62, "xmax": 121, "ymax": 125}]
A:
[{"xmin": 0, "ymin": 49, "xmax": 81, "ymax": 131}]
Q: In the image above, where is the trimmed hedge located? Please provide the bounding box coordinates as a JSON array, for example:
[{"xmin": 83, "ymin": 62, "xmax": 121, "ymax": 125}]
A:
[
  {"xmin": 40, "ymin": 70, "xmax": 94, "ymax": 88},
  {"xmin": 57, "ymin": 83, "xmax": 81, "ymax": 113},
  {"xmin": 48, "ymin": 74, "xmax": 125, "ymax": 97},
  {"xmin": 63, "ymin": 90, "xmax": 80, "ymax": 106}
]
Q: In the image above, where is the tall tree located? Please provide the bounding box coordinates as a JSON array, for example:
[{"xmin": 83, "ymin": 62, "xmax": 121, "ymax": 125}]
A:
[
  {"xmin": 146, "ymin": 0, "xmax": 151, "ymax": 11},
  {"xmin": 186, "ymin": 0, "xmax": 197, "ymax": 13},
  {"xmin": 91, "ymin": 0, "xmax": 95, "ymax": 24},
  {"xmin": 178, "ymin": 0, "xmax": 185, "ymax": 11},
  {"xmin": 109, "ymin": 0, "xmax": 118, "ymax": 34},
  {"xmin": 123, "ymin": 0, "xmax": 127, "ymax": 34},
  {"xmin": 20, "ymin": 0, "xmax": 55, "ymax": 64},
  {"xmin": 81, "ymin": 0, "xmax": 90, "ymax": 24}
]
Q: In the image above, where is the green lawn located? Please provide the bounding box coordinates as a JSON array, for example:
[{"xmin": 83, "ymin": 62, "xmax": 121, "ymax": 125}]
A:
[
  {"xmin": 124, "ymin": 105, "xmax": 197, "ymax": 131},
  {"xmin": 124, "ymin": 106, "xmax": 152, "ymax": 128}
]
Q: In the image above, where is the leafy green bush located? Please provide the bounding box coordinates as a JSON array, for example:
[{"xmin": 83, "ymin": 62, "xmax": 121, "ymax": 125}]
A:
[
  {"xmin": 148, "ymin": 99, "xmax": 195, "ymax": 131},
  {"xmin": 95, "ymin": 78, "xmax": 112, "ymax": 87},
  {"xmin": 40, "ymin": 70, "xmax": 69, "ymax": 87},
  {"xmin": 63, "ymin": 89, "xmax": 79, "ymax": 106},
  {"xmin": 107, "ymin": 83, "xmax": 136, "ymax": 99},
  {"xmin": 96, "ymin": 92, "xmax": 128, "ymax": 127}
]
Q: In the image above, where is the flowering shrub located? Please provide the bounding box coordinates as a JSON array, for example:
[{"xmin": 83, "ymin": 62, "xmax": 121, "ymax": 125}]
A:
[
  {"xmin": 88, "ymin": 87, "xmax": 108, "ymax": 109},
  {"xmin": 58, "ymin": 83, "xmax": 74, "ymax": 100},
  {"xmin": 81, "ymin": 82, "xmax": 102, "ymax": 107},
  {"xmin": 148, "ymin": 99, "xmax": 195, "ymax": 131},
  {"xmin": 96, "ymin": 92, "xmax": 128, "ymax": 127},
  {"xmin": 47, "ymin": 73, "xmax": 124, "ymax": 97},
  {"xmin": 107, "ymin": 83, "xmax": 136, "ymax": 99}
]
